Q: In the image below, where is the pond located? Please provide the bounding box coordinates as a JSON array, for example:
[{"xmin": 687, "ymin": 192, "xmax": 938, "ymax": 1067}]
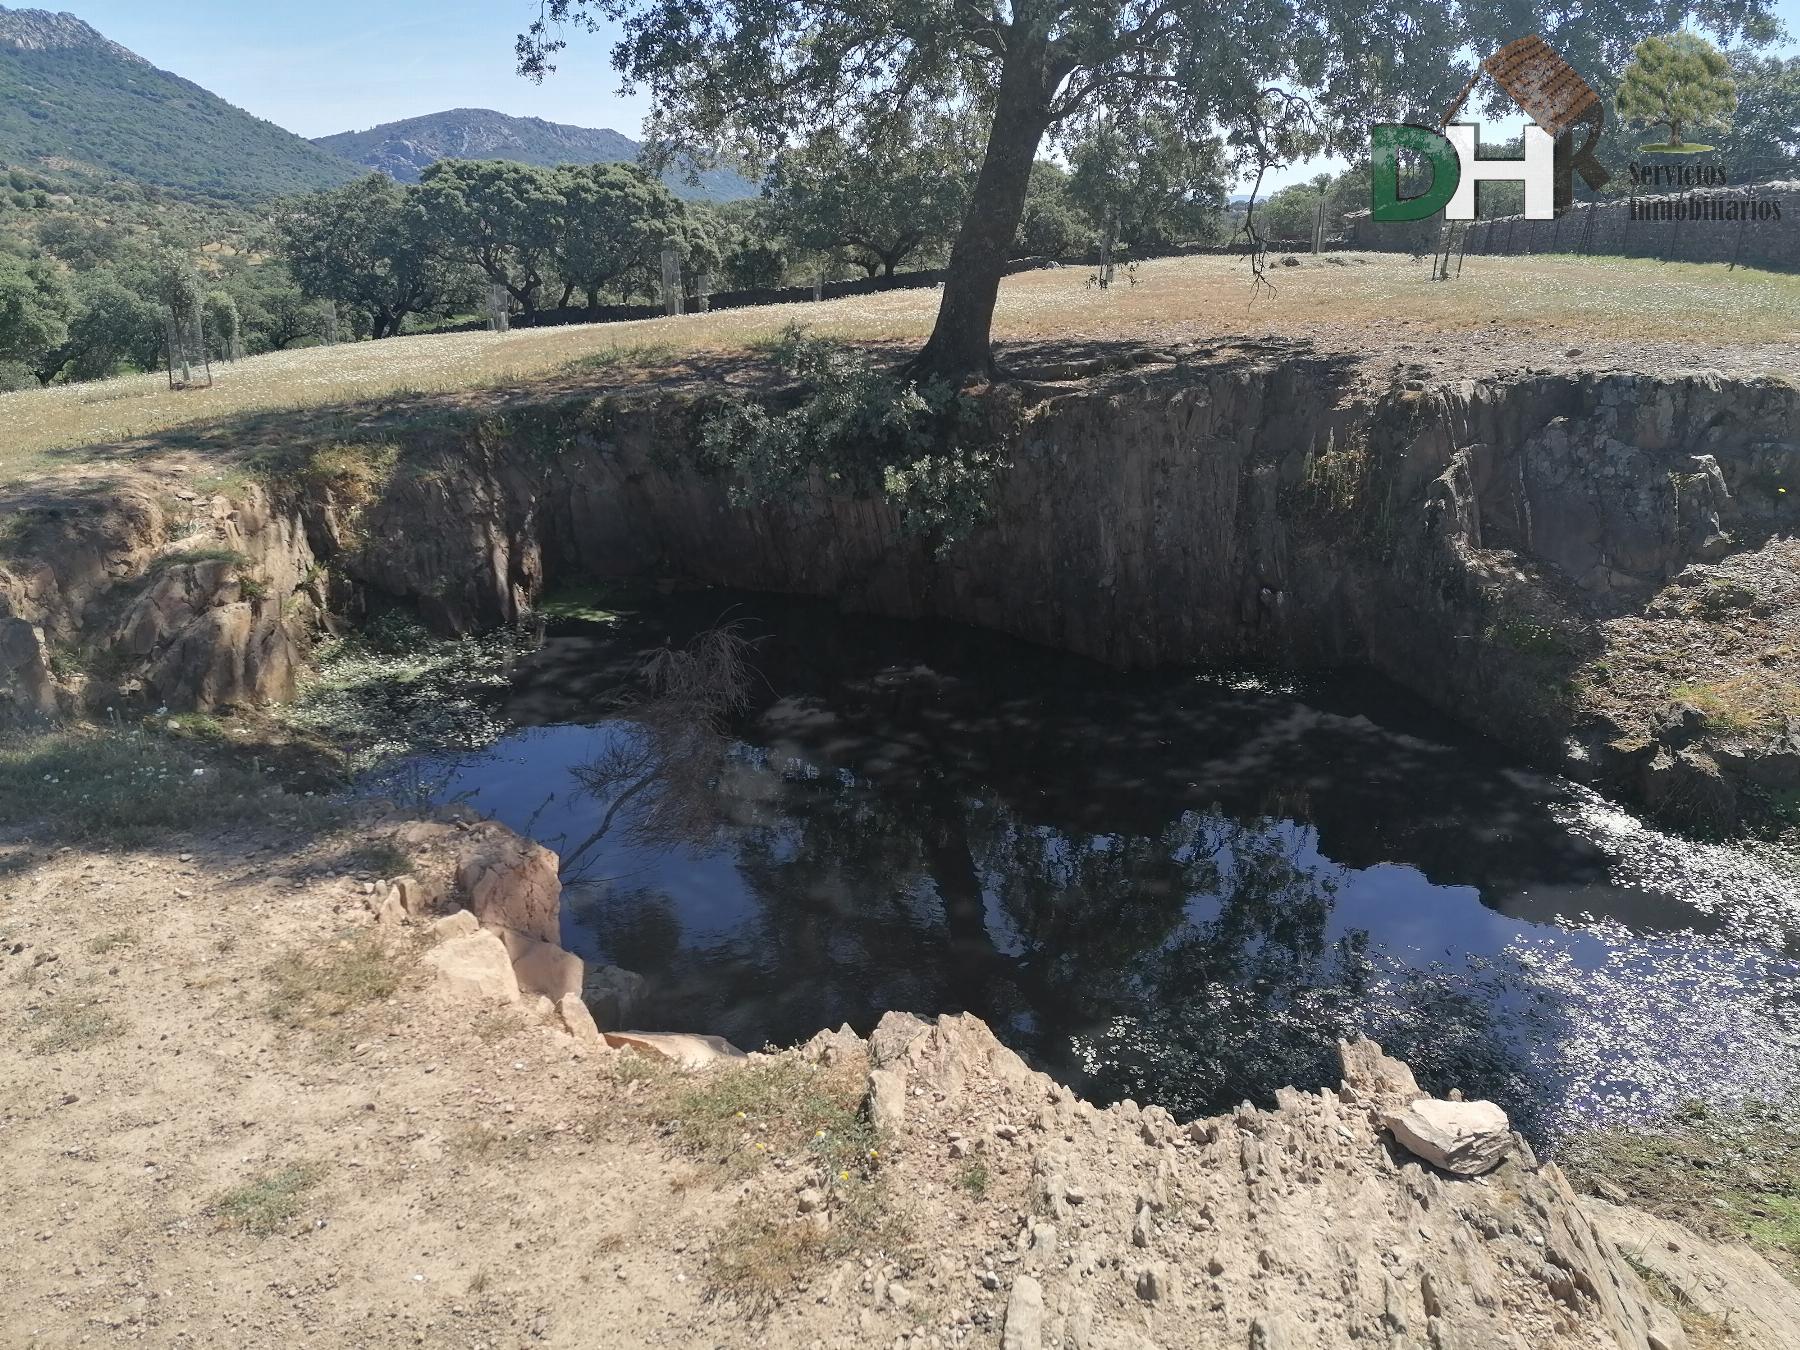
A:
[{"xmin": 365, "ymin": 586, "xmax": 1800, "ymax": 1146}]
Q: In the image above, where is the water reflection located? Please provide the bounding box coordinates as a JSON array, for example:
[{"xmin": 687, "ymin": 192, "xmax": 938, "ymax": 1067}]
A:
[{"xmin": 374, "ymin": 589, "xmax": 1800, "ymax": 1144}]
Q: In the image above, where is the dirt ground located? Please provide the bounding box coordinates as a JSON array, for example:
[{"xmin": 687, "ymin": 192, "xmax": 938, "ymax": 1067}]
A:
[
  {"xmin": 0, "ymin": 808, "xmax": 1097, "ymax": 1350},
  {"xmin": 0, "ymin": 813, "xmax": 753, "ymax": 1350}
]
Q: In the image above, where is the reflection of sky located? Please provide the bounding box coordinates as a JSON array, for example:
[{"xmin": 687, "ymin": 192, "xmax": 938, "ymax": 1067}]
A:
[{"xmin": 393, "ymin": 710, "xmax": 1800, "ymax": 1140}]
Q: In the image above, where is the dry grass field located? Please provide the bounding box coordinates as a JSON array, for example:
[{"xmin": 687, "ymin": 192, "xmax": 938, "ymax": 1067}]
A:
[{"xmin": 2, "ymin": 251, "xmax": 1797, "ymax": 486}]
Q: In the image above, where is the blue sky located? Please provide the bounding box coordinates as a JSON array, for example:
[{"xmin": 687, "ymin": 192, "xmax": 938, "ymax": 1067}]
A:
[{"xmin": 54, "ymin": 1, "xmax": 1800, "ymax": 192}]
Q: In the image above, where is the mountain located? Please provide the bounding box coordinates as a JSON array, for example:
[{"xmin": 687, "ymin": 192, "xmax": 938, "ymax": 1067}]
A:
[
  {"xmin": 315, "ymin": 108, "xmax": 758, "ymax": 203},
  {"xmin": 0, "ymin": 6, "xmax": 360, "ymax": 200}
]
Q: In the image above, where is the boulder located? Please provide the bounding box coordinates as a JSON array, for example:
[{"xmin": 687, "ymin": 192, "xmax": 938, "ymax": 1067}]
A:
[
  {"xmin": 601, "ymin": 1030, "xmax": 745, "ymax": 1069},
  {"xmin": 422, "ymin": 931, "xmax": 519, "ymax": 1005},
  {"xmin": 1382, "ymin": 1097, "xmax": 1512, "ymax": 1176},
  {"xmin": 798, "ymin": 1023, "xmax": 864, "ymax": 1067},
  {"xmin": 455, "ymin": 836, "xmax": 562, "ymax": 945},
  {"xmin": 428, "ymin": 909, "xmax": 479, "ymax": 941},
  {"xmin": 384, "ymin": 875, "xmax": 434, "ymax": 918},
  {"xmin": 582, "ymin": 964, "xmax": 649, "ymax": 1029},
  {"xmin": 556, "ymin": 993, "xmax": 607, "ymax": 1049},
  {"xmin": 864, "ymin": 1066, "xmax": 908, "ymax": 1135},
  {"xmin": 494, "ymin": 929, "xmax": 583, "ymax": 1003}
]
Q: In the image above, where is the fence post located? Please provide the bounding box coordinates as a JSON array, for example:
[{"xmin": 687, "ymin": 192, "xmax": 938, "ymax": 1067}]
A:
[{"xmin": 661, "ymin": 246, "xmax": 683, "ymax": 317}]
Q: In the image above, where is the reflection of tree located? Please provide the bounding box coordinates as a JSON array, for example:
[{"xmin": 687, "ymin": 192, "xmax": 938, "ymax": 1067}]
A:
[{"xmin": 562, "ymin": 626, "xmax": 753, "ymax": 880}]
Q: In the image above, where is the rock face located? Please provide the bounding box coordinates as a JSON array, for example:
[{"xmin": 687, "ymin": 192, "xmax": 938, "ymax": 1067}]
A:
[
  {"xmin": 423, "ymin": 931, "xmax": 519, "ymax": 1005},
  {"xmin": 0, "ymin": 479, "xmax": 320, "ymax": 720},
  {"xmin": 1383, "ymin": 1096, "xmax": 1513, "ymax": 1176},
  {"xmin": 1582, "ymin": 1199, "xmax": 1800, "ymax": 1350},
  {"xmin": 314, "ymin": 367, "xmax": 1799, "ymax": 830},
  {"xmin": 455, "ymin": 837, "xmax": 562, "ymax": 946},
  {"xmin": 834, "ymin": 1016, "xmax": 1689, "ymax": 1350}
]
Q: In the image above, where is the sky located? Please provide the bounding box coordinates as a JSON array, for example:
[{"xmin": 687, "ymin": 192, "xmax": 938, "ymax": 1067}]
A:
[{"xmin": 50, "ymin": 1, "xmax": 1800, "ymax": 194}]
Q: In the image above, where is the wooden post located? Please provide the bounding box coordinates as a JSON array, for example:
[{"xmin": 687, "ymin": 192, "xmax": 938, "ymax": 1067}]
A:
[{"xmin": 486, "ymin": 285, "xmax": 511, "ymax": 333}]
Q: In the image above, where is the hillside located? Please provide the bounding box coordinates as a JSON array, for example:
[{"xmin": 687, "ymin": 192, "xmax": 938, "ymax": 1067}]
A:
[
  {"xmin": 0, "ymin": 6, "xmax": 359, "ymax": 201},
  {"xmin": 315, "ymin": 107, "xmax": 758, "ymax": 202}
]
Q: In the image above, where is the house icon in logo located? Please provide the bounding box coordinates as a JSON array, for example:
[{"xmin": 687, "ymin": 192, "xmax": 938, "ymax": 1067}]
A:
[{"xmin": 1370, "ymin": 35, "xmax": 1612, "ymax": 223}]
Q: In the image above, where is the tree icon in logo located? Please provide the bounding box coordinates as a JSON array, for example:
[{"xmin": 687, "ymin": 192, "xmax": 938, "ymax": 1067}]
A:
[{"xmin": 1615, "ymin": 33, "xmax": 1738, "ymax": 153}]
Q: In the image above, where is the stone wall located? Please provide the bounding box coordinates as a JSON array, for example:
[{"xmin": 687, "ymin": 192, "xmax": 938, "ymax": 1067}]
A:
[{"xmin": 1349, "ymin": 180, "xmax": 1800, "ymax": 269}]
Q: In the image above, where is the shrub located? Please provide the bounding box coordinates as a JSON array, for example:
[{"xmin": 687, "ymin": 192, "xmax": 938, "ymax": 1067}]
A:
[{"xmin": 698, "ymin": 326, "xmax": 1017, "ymax": 550}]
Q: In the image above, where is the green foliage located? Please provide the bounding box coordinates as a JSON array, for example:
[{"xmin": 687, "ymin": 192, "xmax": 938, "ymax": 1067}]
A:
[
  {"xmin": 0, "ymin": 15, "xmax": 357, "ymax": 202},
  {"xmin": 275, "ymin": 174, "xmax": 465, "ymax": 339},
  {"xmin": 417, "ymin": 159, "xmax": 563, "ymax": 318},
  {"xmin": 550, "ymin": 162, "xmax": 688, "ymax": 310},
  {"xmin": 1066, "ymin": 112, "xmax": 1228, "ymax": 249},
  {"xmin": 518, "ymin": 0, "xmax": 1778, "ymax": 375},
  {"xmin": 1717, "ymin": 52, "xmax": 1800, "ymax": 181},
  {"xmin": 1014, "ymin": 161, "xmax": 1097, "ymax": 257},
  {"xmin": 1616, "ymin": 33, "xmax": 1738, "ymax": 149},
  {"xmin": 768, "ymin": 113, "xmax": 976, "ymax": 277},
  {"xmin": 279, "ymin": 611, "xmax": 534, "ymax": 772},
  {"xmin": 0, "ymin": 252, "xmax": 72, "ymax": 378},
  {"xmin": 698, "ymin": 327, "xmax": 1015, "ymax": 548}
]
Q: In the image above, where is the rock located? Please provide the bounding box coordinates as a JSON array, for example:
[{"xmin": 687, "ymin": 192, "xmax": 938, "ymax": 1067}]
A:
[
  {"xmin": 373, "ymin": 886, "xmax": 406, "ymax": 926},
  {"xmin": 494, "ymin": 929, "xmax": 584, "ymax": 1003},
  {"xmin": 886, "ymin": 1281, "xmax": 912, "ymax": 1310},
  {"xmin": 556, "ymin": 992, "xmax": 605, "ymax": 1048},
  {"xmin": 1001, "ymin": 1274, "xmax": 1044, "ymax": 1350},
  {"xmin": 1584, "ymin": 1199, "xmax": 1800, "ymax": 1350},
  {"xmin": 1383, "ymin": 1097, "xmax": 1511, "ymax": 1176},
  {"xmin": 455, "ymin": 837, "xmax": 562, "ymax": 945},
  {"xmin": 796, "ymin": 1187, "xmax": 824, "ymax": 1214},
  {"xmin": 0, "ymin": 618, "xmax": 59, "ymax": 727},
  {"xmin": 868, "ymin": 1010, "xmax": 930, "ymax": 1067},
  {"xmin": 865, "ymin": 1066, "xmax": 907, "ymax": 1135},
  {"xmin": 422, "ymin": 931, "xmax": 519, "ymax": 1005},
  {"xmin": 582, "ymin": 964, "xmax": 649, "ymax": 1030},
  {"xmin": 600, "ymin": 1030, "xmax": 745, "ymax": 1069},
  {"xmin": 1643, "ymin": 745, "xmax": 1737, "ymax": 832},
  {"xmin": 798, "ymin": 1022, "xmax": 863, "ymax": 1067},
  {"xmin": 429, "ymin": 909, "xmax": 479, "ymax": 941},
  {"xmin": 385, "ymin": 875, "xmax": 433, "ymax": 918},
  {"xmin": 1134, "ymin": 1265, "xmax": 1166, "ymax": 1303},
  {"xmin": 1339, "ymin": 1038, "xmax": 1424, "ymax": 1110},
  {"xmin": 530, "ymin": 993, "xmax": 555, "ymax": 1022}
]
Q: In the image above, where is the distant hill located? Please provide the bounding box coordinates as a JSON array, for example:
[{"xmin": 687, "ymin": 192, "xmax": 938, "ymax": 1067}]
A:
[
  {"xmin": 0, "ymin": 6, "xmax": 360, "ymax": 201},
  {"xmin": 315, "ymin": 108, "xmax": 758, "ymax": 203}
]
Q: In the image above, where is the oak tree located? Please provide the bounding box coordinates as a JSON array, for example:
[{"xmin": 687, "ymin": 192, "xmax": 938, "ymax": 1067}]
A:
[
  {"xmin": 519, "ymin": 0, "xmax": 1778, "ymax": 381},
  {"xmin": 1616, "ymin": 32, "xmax": 1738, "ymax": 148}
]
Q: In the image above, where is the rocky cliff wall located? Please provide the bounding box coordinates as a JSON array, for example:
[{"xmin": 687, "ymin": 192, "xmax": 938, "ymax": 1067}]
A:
[{"xmin": 324, "ymin": 362, "xmax": 1797, "ymax": 824}]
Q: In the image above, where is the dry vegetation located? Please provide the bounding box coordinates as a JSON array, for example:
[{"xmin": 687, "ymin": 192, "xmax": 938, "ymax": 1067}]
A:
[{"xmin": 2, "ymin": 252, "xmax": 1796, "ymax": 486}]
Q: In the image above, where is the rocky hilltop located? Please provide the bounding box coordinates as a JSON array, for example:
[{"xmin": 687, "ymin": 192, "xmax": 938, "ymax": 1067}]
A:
[{"xmin": 314, "ymin": 107, "xmax": 759, "ymax": 201}]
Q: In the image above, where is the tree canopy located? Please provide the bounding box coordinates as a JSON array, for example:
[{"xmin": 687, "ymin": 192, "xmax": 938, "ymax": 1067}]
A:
[
  {"xmin": 275, "ymin": 173, "xmax": 461, "ymax": 339},
  {"xmin": 519, "ymin": 0, "xmax": 1779, "ymax": 381},
  {"xmin": 1616, "ymin": 32, "xmax": 1739, "ymax": 148},
  {"xmin": 767, "ymin": 114, "xmax": 976, "ymax": 277}
]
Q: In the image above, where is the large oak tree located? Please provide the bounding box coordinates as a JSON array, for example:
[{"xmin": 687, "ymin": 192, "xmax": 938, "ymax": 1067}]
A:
[{"xmin": 519, "ymin": 0, "xmax": 1778, "ymax": 382}]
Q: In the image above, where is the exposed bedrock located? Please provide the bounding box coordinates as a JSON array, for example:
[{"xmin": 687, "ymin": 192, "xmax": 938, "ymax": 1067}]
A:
[{"xmin": 327, "ymin": 363, "xmax": 1799, "ymax": 828}]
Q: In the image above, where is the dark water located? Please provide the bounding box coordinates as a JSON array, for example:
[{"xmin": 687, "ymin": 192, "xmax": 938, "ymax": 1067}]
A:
[{"xmin": 371, "ymin": 588, "xmax": 1800, "ymax": 1145}]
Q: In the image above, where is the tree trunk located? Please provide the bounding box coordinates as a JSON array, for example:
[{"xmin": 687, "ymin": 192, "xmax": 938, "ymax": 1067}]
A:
[
  {"xmin": 1669, "ymin": 121, "xmax": 1684, "ymax": 148},
  {"xmin": 912, "ymin": 44, "xmax": 1053, "ymax": 383},
  {"xmin": 559, "ymin": 281, "xmax": 576, "ymax": 310},
  {"xmin": 586, "ymin": 285, "xmax": 601, "ymax": 315}
]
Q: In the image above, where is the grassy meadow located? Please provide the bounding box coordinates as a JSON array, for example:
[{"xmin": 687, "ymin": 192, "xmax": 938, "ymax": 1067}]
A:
[{"xmin": 2, "ymin": 251, "xmax": 1797, "ymax": 487}]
